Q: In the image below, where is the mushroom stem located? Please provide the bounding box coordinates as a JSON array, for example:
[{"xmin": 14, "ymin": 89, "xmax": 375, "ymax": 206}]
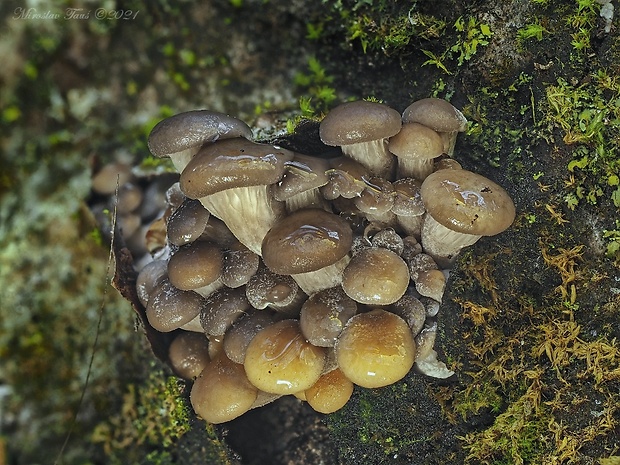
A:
[
  {"xmin": 292, "ymin": 254, "xmax": 351, "ymax": 295},
  {"xmin": 420, "ymin": 214, "xmax": 481, "ymax": 268},
  {"xmin": 341, "ymin": 139, "xmax": 394, "ymax": 179},
  {"xmin": 198, "ymin": 185, "xmax": 285, "ymax": 255},
  {"xmin": 397, "ymin": 156, "xmax": 435, "ymax": 180}
]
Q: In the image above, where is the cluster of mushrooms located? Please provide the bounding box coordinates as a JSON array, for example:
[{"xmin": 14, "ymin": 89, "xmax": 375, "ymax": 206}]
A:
[{"xmin": 134, "ymin": 98, "xmax": 516, "ymax": 424}]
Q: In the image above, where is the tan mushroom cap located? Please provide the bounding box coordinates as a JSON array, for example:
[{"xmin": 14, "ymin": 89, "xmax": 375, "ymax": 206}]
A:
[
  {"xmin": 402, "ymin": 98, "xmax": 468, "ymax": 133},
  {"xmin": 335, "ymin": 309, "xmax": 416, "ymax": 388},
  {"xmin": 420, "ymin": 169, "xmax": 516, "ymax": 236},
  {"xmin": 341, "ymin": 248, "xmax": 410, "ymax": 305},
  {"xmin": 168, "ymin": 332, "xmax": 211, "ymax": 380},
  {"xmin": 299, "ymin": 287, "xmax": 358, "ymax": 347},
  {"xmin": 305, "ymin": 368, "xmax": 354, "ymax": 414},
  {"xmin": 190, "ymin": 352, "xmax": 258, "ymax": 424},
  {"xmin": 180, "ymin": 138, "xmax": 294, "ymax": 199},
  {"xmin": 319, "ymin": 100, "xmax": 402, "ymax": 146},
  {"xmin": 261, "ymin": 208, "xmax": 353, "ymax": 275},
  {"xmin": 244, "ymin": 319, "xmax": 326, "ymax": 395},
  {"xmin": 388, "ymin": 123, "xmax": 444, "ymax": 160},
  {"xmin": 167, "ymin": 242, "xmax": 223, "ymax": 291},
  {"xmin": 148, "ymin": 110, "xmax": 253, "ymax": 158},
  {"xmin": 166, "ymin": 199, "xmax": 210, "ymax": 247},
  {"xmin": 146, "ymin": 278, "xmax": 205, "ymax": 332}
]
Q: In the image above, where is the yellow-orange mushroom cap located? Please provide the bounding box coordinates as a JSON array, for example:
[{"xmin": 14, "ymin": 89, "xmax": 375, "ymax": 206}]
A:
[
  {"xmin": 243, "ymin": 319, "xmax": 326, "ymax": 395},
  {"xmin": 335, "ymin": 309, "xmax": 416, "ymax": 388},
  {"xmin": 190, "ymin": 352, "xmax": 258, "ymax": 424},
  {"xmin": 305, "ymin": 368, "xmax": 354, "ymax": 414}
]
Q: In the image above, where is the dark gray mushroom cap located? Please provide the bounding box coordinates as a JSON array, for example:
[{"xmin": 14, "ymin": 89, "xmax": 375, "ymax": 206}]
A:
[
  {"xmin": 167, "ymin": 198, "xmax": 210, "ymax": 247},
  {"xmin": 148, "ymin": 110, "xmax": 253, "ymax": 158},
  {"xmin": 420, "ymin": 169, "xmax": 516, "ymax": 236},
  {"xmin": 180, "ymin": 138, "xmax": 294, "ymax": 199},
  {"xmin": 319, "ymin": 101, "xmax": 401, "ymax": 146},
  {"xmin": 167, "ymin": 242, "xmax": 223, "ymax": 291},
  {"xmin": 168, "ymin": 332, "xmax": 211, "ymax": 380},
  {"xmin": 402, "ymin": 98, "xmax": 468, "ymax": 133},
  {"xmin": 200, "ymin": 287, "xmax": 251, "ymax": 336},
  {"xmin": 272, "ymin": 153, "xmax": 330, "ymax": 201},
  {"xmin": 299, "ymin": 287, "xmax": 357, "ymax": 347},
  {"xmin": 146, "ymin": 278, "xmax": 205, "ymax": 332}
]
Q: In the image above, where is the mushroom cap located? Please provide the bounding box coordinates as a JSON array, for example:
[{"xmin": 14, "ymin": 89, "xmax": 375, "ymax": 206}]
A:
[
  {"xmin": 319, "ymin": 101, "xmax": 402, "ymax": 146},
  {"xmin": 335, "ymin": 309, "xmax": 416, "ymax": 388},
  {"xmin": 180, "ymin": 138, "xmax": 294, "ymax": 199},
  {"xmin": 388, "ymin": 122, "xmax": 444, "ymax": 160},
  {"xmin": 341, "ymin": 248, "xmax": 410, "ymax": 305},
  {"xmin": 166, "ymin": 199, "xmax": 210, "ymax": 247},
  {"xmin": 244, "ymin": 319, "xmax": 326, "ymax": 394},
  {"xmin": 299, "ymin": 287, "xmax": 358, "ymax": 347},
  {"xmin": 167, "ymin": 242, "xmax": 223, "ymax": 291},
  {"xmin": 135, "ymin": 259, "xmax": 168, "ymax": 307},
  {"xmin": 190, "ymin": 352, "xmax": 258, "ymax": 424},
  {"xmin": 391, "ymin": 178, "xmax": 425, "ymax": 216},
  {"xmin": 221, "ymin": 241, "xmax": 260, "ymax": 288},
  {"xmin": 272, "ymin": 153, "xmax": 330, "ymax": 201},
  {"xmin": 200, "ymin": 287, "xmax": 251, "ymax": 336},
  {"xmin": 148, "ymin": 110, "xmax": 253, "ymax": 158},
  {"xmin": 146, "ymin": 278, "xmax": 205, "ymax": 332},
  {"xmin": 402, "ymin": 98, "xmax": 468, "ymax": 133},
  {"xmin": 223, "ymin": 311, "xmax": 276, "ymax": 364},
  {"xmin": 420, "ymin": 169, "xmax": 516, "ymax": 236},
  {"xmin": 168, "ymin": 332, "xmax": 211, "ymax": 380},
  {"xmin": 261, "ymin": 208, "xmax": 353, "ymax": 275},
  {"xmin": 304, "ymin": 368, "xmax": 354, "ymax": 414}
]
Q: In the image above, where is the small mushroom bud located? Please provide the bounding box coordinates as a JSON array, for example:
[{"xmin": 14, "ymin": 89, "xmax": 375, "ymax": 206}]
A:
[
  {"xmin": 389, "ymin": 294, "xmax": 427, "ymax": 337},
  {"xmin": 91, "ymin": 163, "xmax": 133, "ymax": 195},
  {"xmin": 299, "ymin": 287, "xmax": 358, "ymax": 347},
  {"xmin": 135, "ymin": 259, "xmax": 168, "ymax": 307},
  {"xmin": 392, "ymin": 178, "xmax": 425, "ymax": 239},
  {"xmin": 221, "ymin": 241, "xmax": 260, "ymax": 288},
  {"xmin": 223, "ymin": 311, "xmax": 277, "ymax": 364},
  {"xmin": 369, "ymin": 228, "xmax": 405, "ymax": 256},
  {"xmin": 245, "ymin": 267, "xmax": 305, "ymax": 315},
  {"xmin": 305, "ymin": 368, "xmax": 354, "ymax": 414},
  {"xmin": 116, "ymin": 182, "xmax": 144, "ymax": 214},
  {"xmin": 244, "ymin": 319, "xmax": 326, "ymax": 395},
  {"xmin": 166, "ymin": 198, "xmax": 210, "ymax": 247},
  {"xmin": 341, "ymin": 248, "xmax": 410, "ymax": 305},
  {"xmin": 200, "ymin": 287, "xmax": 250, "ymax": 336},
  {"xmin": 167, "ymin": 242, "xmax": 224, "ymax": 297},
  {"xmin": 335, "ymin": 309, "xmax": 416, "ymax": 388},
  {"xmin": 168, "ymin": 331, "xmax": 211, "ymax": 380},
  {"xmin": 146, "ymin": 278, "xmax": 205, "ymax": 332},
  {"xmin": 190, "ymin": 352, "xmax": 258, "ymax": 424},
  {"xmin": 273, "ymin": 153, "xmax": 331, "ymax": 212},
  {"xmin": 415, "ymin": 269, "xmax": 446, "ymax": 303},
  {"xmin": 354, "ymin": 177, "xmax": 396, "ymax": 224},
  {"xmin": 320, "ymin": 156, "xmax": 369, "ymax": 200}
]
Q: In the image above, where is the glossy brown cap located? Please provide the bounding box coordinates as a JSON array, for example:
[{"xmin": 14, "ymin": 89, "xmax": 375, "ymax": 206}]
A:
[
  {"xmin": 148, "ymin": 110, "xmax": 252, "ymax": 158},
  {"xmin": 180, "ymin": 138, "xmax": 294, "ymax": 199},
  {"xmin": 402, "ymin": 98, "xmax": 468, "ymax": 133},
  {"xmin": 261, "ymin": 208, "xmax": 353, "ymax": 275},
  {"xmin": 420, "ymin": 169, "xmax": 516, "ymax": 235},
  {"xmin": 319, "ymin": 101, "xmax": 401, "ymax": 146},
  {"xmin": 167, "ymin": 242, "xmax": 223, "ymax": 291}
]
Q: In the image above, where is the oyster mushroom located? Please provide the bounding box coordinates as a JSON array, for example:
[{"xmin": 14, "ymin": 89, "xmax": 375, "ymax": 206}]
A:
[
  {"xmin": 341, "ymin": 247, "xmax": 410, "ymax": 305},
  {"xmin": 190, "ymin": 352, "xmax": 258, "ymax": 424},
  {"xmin": 388, "ymin": 122, "xmax": 444, "ymax": 180},
  {"xmin": 148, "ymin": 110, "xmax": 253, "ymax": 172},
  {"xmin": 261, "ymin": 208, "xmax": 353, "ymax": 295},
  {"xmin": 420, "ymin": 169, "xmax": 516, "ymax": 268},
  {"xmin": 244, "ymin": 319, "xmax": 327, "ymax": 395},
  {"xmin": 319, "ymin": 100, "xmax": 401, "ymax": 178},
  {"xmin": 402, "ymin": 98, "xmax": 468, "ymax": 156},
  {"xmin": 335, "ymin": 309, "xmax": 416, "ymax": 388},
  {"xmin": 180, "ymin": 138, "xmax": 294, "ymax": 254}
]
